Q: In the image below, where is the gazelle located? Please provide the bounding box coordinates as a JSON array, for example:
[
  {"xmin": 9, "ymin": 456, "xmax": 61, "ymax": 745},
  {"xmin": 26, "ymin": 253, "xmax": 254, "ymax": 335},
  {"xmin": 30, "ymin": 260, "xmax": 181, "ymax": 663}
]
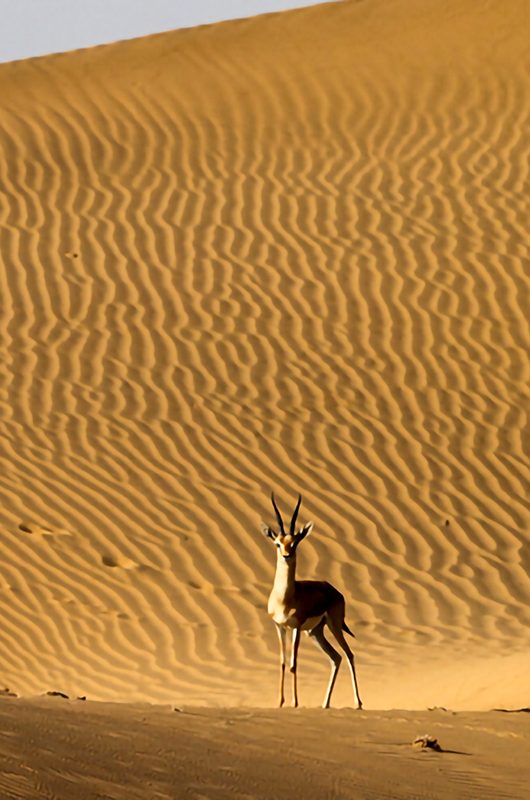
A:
[{"xmin": 261, "ymin": 493, "xmax": 362, "ymax": 709}]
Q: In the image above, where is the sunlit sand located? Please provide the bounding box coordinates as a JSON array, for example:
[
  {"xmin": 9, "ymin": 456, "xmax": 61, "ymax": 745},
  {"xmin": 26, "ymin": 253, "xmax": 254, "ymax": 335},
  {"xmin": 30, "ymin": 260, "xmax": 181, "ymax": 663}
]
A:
[{"xmin": 0, "ymin": 0, "xmax": 529, "ymax": 796}]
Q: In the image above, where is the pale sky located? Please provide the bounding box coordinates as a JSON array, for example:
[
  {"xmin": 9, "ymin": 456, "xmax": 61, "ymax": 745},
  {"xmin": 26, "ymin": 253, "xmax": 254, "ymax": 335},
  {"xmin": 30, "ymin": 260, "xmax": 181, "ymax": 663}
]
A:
[{"xmin": 0, "ymin": 0, "xmax": 331, "ymax": 64}]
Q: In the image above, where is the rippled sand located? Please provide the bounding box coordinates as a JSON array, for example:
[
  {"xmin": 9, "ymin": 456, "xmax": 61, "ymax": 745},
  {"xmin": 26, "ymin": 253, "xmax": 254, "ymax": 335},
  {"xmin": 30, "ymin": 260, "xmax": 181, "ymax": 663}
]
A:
[{"xmin": 0, "ymin": 0, "xmax": 528, "ymax": 710}]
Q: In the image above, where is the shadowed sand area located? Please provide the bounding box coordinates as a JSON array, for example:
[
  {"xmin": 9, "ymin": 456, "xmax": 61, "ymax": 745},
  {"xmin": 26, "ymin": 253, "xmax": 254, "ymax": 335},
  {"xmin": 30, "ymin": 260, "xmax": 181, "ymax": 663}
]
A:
[
  {"xmin": 1, "ymin": 698, "xmax": 530, "ymax": 799},
  {"xmin": 0, "ymin": 0, "xmax": 529, "ymax": 714}
]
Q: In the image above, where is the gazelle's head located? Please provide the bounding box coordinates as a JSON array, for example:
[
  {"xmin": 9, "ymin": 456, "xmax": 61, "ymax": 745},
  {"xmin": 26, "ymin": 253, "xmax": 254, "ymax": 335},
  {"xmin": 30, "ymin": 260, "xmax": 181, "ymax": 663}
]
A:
[{"xmin": 261, "ymin": 493, "xmax": 313, "ymax": 561}]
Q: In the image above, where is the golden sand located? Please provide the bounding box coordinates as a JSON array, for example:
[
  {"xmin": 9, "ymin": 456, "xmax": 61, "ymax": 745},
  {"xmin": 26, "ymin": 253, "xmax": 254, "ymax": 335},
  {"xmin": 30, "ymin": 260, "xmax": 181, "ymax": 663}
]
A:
[
  {"xmin": 0, "ymin": 0, "xmax": 529, "ymax": 711},
  {"xmin": 2, "ymin": 698, "xmax": 530, "ymax": 800}
]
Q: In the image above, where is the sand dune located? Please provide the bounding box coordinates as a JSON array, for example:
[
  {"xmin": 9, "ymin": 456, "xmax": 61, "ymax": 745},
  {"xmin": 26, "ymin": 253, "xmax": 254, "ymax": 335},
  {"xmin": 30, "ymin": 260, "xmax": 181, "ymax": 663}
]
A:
[
  {"xmin": 2, "ymin": 698, "xmax": 530, "ymax": 800},
  {"xmin": 0, "ymin": 0, "xmax": 529, "ymax": 710}
]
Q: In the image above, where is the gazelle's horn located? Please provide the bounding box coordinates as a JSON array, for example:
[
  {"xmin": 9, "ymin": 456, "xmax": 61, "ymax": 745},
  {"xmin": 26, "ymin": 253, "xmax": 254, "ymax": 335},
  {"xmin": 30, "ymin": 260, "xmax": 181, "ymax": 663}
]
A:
[
  {"xmin": 290, "ymin": 494, "xmax": 302, "ymax": 536},
  {"xmin": 271, "ymin": 492, "xmax": 286, "ymax": 536}
]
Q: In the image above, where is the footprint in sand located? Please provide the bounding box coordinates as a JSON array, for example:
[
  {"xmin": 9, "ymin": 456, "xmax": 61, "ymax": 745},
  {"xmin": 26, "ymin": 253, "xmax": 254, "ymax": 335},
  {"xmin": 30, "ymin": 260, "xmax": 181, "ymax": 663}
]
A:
[
  {"xmin": 18, "ymin": 523, "xmax": 71, "ymax": 537},
  {"xmin": 101, "ymin": 554, "xmax": 138, "ymax": 570}
]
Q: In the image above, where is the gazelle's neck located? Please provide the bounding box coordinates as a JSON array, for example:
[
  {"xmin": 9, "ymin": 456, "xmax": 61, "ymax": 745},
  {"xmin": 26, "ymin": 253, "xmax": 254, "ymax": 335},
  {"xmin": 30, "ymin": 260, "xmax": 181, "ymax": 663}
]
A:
[{"xmin": 272, "ymin": 552, "xmax": 297, "ymax": 601}]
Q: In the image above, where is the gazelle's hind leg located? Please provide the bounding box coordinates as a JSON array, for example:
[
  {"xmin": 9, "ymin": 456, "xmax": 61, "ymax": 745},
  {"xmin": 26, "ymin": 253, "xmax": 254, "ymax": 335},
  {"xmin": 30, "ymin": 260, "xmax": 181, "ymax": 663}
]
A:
[
  {"xmin": 326, "ymin": 605, "xmax": 363, "ymax": 709},
  {"xmin": 308, "ymin": 618, "xmax": 342, "ymax": 709}
]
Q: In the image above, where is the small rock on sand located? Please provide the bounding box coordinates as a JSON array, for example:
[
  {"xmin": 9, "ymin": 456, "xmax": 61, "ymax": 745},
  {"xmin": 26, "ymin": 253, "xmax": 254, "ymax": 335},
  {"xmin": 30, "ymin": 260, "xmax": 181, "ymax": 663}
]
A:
[{"xmin": 412, "ymin": 734, "xmax": 442, "ymax": 751}]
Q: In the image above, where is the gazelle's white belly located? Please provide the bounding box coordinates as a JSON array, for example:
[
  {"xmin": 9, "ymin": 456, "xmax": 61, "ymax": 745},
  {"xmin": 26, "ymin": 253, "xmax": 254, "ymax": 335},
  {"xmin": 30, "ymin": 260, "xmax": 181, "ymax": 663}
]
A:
[{"xmin": 269, "ymin": 603, "xmax": 324, "ymax": 630}]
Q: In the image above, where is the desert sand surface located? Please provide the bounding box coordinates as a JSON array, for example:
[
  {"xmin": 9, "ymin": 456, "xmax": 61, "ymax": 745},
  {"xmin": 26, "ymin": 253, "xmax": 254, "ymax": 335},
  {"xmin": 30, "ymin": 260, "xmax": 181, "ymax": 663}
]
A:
[
  {"xmin": 1, "ymin": 697, "xmax": 530, "ymax": 800},
  {"xmin": 0, "ymin": 0, "xmax": 529, "ymax": 720}
]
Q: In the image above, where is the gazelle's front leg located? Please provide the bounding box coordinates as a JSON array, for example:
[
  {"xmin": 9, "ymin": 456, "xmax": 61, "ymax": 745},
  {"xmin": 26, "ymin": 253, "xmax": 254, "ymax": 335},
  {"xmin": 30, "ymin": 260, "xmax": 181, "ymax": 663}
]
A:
[
  {"xmin": 290, "ymin": 626, "xmax": 301, "ymax": 707},
  {"xmin": 275, "ymin": 624, "xmax": 287, "ymax": 707}
]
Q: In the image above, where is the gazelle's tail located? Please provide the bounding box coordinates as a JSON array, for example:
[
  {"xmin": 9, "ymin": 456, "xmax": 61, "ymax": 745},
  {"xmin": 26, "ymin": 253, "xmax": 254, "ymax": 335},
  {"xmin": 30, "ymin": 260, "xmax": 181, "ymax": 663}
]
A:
[{"xmin": 343, "ymin": 622, "xmax": 356, "ymax": 638}]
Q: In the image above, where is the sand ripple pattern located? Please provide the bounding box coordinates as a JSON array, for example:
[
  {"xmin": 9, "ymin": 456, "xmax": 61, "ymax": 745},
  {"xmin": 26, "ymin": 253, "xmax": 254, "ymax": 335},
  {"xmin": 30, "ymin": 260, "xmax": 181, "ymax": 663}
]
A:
[{"xmin": 0, "ymin": 0, "xmax": 529, "ymax": 708}]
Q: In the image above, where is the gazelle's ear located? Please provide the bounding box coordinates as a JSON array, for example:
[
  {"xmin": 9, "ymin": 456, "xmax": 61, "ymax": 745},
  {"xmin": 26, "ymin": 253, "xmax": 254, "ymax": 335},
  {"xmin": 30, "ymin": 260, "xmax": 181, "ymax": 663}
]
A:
[
  {"xmin": 297, "ymin": 522, "xmax": 313, "ymax": 541},
  {"xmin": 260, "ymin": 522, "xmax": 276, "ymax": 540}
]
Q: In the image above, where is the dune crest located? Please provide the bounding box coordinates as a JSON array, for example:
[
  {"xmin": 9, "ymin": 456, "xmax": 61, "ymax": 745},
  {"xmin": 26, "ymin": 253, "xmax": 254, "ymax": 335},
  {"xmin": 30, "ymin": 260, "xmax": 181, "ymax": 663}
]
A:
[{"xmin": 0, "ymin": 0, "xmax": 529, "ymax": 708}]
